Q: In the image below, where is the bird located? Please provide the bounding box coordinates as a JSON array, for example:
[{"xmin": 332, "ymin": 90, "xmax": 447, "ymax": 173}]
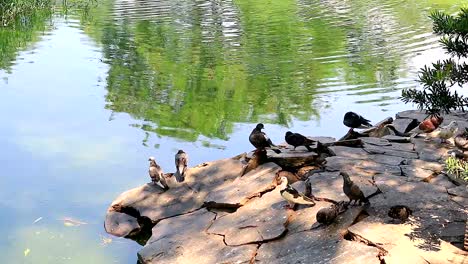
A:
[
  {"xmin": 242, "ymin": 148, "xmax": 268, "ymax": 176},
  {"xmin": 249, "ymin": 123, "xmax": 281, "ymax": 154},
  {"xmin": 316, "ymin": 201, "xmax": 348, "ymax": 225},
  {"xmin": 174, "ymin": 150, "xmax": 188, "ymax": 182},
  {"xmin": 148, "ymin": 157, "xmax": 169, "ymax": 190},
  {"xmin": 433, "ymin": 120, "xmax": 458, "ymax": 143},
  {"xmin": 454, "ymin": 128, "xmax": 468, "ymax": 153},
  {"xmin": 411, "ymin": 115, "xmax": 444, "ymax": 134},
  {"xmin": 340, "ymin": 171, "xmax": 369, "ymax": 205},
  {"xmin": 285, "ymin": 131, "xmax": 315, "ymax": 151},
  {"xmin": 343, "ymin": 112, "xmax": 372, "ymax": 132},
  {"xmin": 279, "ymin": 176, "xmax": 315, "ymax": 209},
  {"xmin": 388, "ymin": 205, "xmax": 412, "ymax": 222}
]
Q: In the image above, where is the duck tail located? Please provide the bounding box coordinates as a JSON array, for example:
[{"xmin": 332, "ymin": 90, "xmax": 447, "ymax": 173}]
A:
[{"xmin": 272, "ymin": 148, "xmax": 281, "ymax": 154}]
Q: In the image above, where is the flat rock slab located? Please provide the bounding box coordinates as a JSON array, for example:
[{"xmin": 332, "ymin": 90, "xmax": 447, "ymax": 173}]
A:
[
  {"xmin": 373, "ymin": 175, "xmax": 457, "ymax": 211},
  {"xmin": 104, "ymin": 211, "xmax": 140, "ymax": 238},
  {"xmin": 287, "ymin": 200, "xmax": 365, "ymax": 235},
  {"xmin": 328, "ymin": 146, "xmax": 368, "ymax": 159},
  {"xmin": 205, "ymin": 162, "xmax": 281, "ymax": 207},
  {"xmin": 360, "ymin": 137, "xmax": 391, "ymax": 146},
  {"xmin": 105, "ymin": 158, "xmax": 244, "ymax": 237},
  {"xmin": 207, "ymin": 187, "xmax": 290, "ymax": 246},
  {"xmin": 255, "ymin": 231, "xmax": 380, "ymax": 264},
  {"xmin": 266, "ymin": 149, "xmax": 318, "ymax": 168},
  {"xmin": 412, "ymin": 138, "xmax": 452, "ymax": 162},
  {"xmin": 348, "ymin": 216, "xmax": 467, "ymax": 264},
  {"xmin": 363, "ymin": 144, "xmax": 417, "ymax": 159},
  {"xmin": 305, "ymin": 171, "xmax": 378, "ymax": 203},
  {"xmin": 392, "ymin": 118, "xmax": 418, "ymax": 133},
  {"xmin": 448, "ymin": 185, "xmax": 468, "ymax": 198},
  {"xmin": 400, "ymin": 165, "xmax": 437, "ymax": 181},
  {"xmin": 428, "ymin": 174, "xmax": 457, "ymax": 189},
  {"xmin": 325, "ymin": 156, "xmax": 402, "ymax": 177},
  {"xmin": 138, "ymin": 209, "xmax": 256, "ymax": 264}
]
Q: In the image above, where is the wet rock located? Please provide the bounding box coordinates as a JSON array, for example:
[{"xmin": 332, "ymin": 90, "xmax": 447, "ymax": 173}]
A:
[
  {"xmin": 207, "ymin": 187, "xmax": 289, "ymax": 246},
  {"xmin": 138, "ymin": 209, "xmax": 256, "ymax": 264},
  {"xmin": 255, "ymin": 231, "xmax": 380, "ymax": 264},
  {"xmin": 104, "ymin": 211, "xmax": 139, "ymax": 238},
  {"xmin": 205, "ymin": 162, "xmax": 281, "ymax": 208},
  {"xmin": 392, "ymin": 118, "xmax": 418, "ymax": 133}
]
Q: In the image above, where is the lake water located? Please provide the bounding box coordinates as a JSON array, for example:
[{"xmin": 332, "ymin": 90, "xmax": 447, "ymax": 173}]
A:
[{"xmin": 0, "ymin": 0, "xmax": 465, "ymax": 263}]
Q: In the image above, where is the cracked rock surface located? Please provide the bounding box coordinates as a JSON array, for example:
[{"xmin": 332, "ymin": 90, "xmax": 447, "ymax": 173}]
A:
[{"xmin": 105, "ymin": 110, "xmax": 467, "ymax": 264}]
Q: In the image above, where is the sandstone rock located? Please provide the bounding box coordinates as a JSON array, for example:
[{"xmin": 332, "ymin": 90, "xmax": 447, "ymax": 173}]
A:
[
  {"xmin": 325, "ymin": 156, "xmax": 402, "ymax": 177},
  {"xmin": 138, "ymin": 209, "xmax": 256, "ymax": 264},
  {"xmin": 400, "ymin": 165, "xmax": 437, "ymax": 181},
  {"xmin": 104, "ymin": 211, "xmax": 139, "ymax": 238},
  {"xmin": 255, "ymin": 231, "xmax": 381, "ymax": 264},
  {"xmin": 287, "ymin": 201, "xmax": 364, "ymax": 234},
  {"xmin": 328, "ymin": 146, "xmax": 368, "ymax": 158},
  {"xmin": 429, "ymin": 174, "xmax": 457, "ymax": 189},
  {"xmin": 267, "ymin": 149, "xmax": 318, "ymax": 168},
  {"xmin": 105, "ymin": 158, "xmax": 244, "ymax": 237},
  {"xmin": 348, "ymin": 216, "xmax": 467, "ymax": 264},
  {"xmin": 207, "ymin": 187, "xmax": 289, "ymax": 246},
  {"xmin": 305, "ymin": 171, "xmax": 378, "ymax": 203},
  {"xmin": 392, "ymin": 118, "xmax": 418, "ymax": 133},
  {"xmin": 205, "ymin": 162, "xmax": 281, "ymax": 208}
]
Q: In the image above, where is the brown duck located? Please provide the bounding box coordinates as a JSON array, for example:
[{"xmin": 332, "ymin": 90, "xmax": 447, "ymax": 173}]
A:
[
  {"xmin": 174, "ymin": 150, "xmax": 188, "ymax": 182},
  {"xmin": 148, "ymin": 157, "xmax": 169, "ymax": 190},
  {"xmin": 340, "ymin": 171, "xmax": 369, "ymax": 205},
  {"xmin": 388, "ymin": 205, "xmax": 412, "ymax": 221},
  {"xmin": 316, "ymin": 201, "xmax": 348, "ymax": 225}
]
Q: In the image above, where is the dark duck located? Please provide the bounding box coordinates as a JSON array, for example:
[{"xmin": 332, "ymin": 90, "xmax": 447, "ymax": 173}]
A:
[
  {"xmin": 343, "ymin": 112, "xmax": 372, "ymax": 132},
  {"xmin": 340, "ymin": 171, "xmax": 369, "ymax": 206},
  {"xmin": 249, "ymin": 123, "xmax": 281, "ymax": 154},
  {"xmin": 285, "ymin": 131, "xmax": 315, "ymax": 151}
]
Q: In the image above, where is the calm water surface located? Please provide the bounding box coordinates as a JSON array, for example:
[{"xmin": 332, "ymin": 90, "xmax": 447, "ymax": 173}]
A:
[{"xmin": 0, "ymin": 0, "xmax": 465, "ymax": 263}]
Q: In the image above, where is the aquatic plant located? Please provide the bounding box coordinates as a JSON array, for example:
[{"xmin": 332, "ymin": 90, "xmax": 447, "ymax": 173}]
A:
[
  {"xmin": 401, "ymin": 8, "xmax": 468, "ymax": 115},
  {"xmin": 445, "ymin": 156, "xmax": 468, "ymax": 182}
]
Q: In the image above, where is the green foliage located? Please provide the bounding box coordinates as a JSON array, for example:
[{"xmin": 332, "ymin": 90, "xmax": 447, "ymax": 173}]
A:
[
  {"xmin": 445, "ymin": 156, "xmax": 468, "ymax": 181},
  {"xmin": 0, "ymin": 0, "xmax": 52, "ymax": 26},
  {"xmin": 401, "ymin": 8, "xmax": 468, "ymax": 114}
]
